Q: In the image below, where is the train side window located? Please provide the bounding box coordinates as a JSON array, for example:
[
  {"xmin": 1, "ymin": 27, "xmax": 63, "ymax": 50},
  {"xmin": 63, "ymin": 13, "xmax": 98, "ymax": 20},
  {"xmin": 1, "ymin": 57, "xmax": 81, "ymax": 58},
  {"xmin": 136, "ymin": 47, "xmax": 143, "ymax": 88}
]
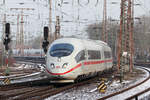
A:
[
  {"xmin": 88, "ymin": 50, "xmax": 101, "ymax": 59},
  {"xmin": 104, "ymin": 51, "xmax": 112, "ymax": 58},
  {"xmin": 75, "ymin": 50, "xmax": 85, "ymax": 63}
]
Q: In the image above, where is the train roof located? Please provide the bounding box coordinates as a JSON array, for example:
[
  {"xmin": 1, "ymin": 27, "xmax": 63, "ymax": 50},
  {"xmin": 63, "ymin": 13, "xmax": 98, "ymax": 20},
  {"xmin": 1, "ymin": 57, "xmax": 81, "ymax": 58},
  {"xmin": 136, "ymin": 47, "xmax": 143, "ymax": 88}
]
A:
[{"xmin": 53, "ymin": 37, "xmax": 108, "ymax": 46}]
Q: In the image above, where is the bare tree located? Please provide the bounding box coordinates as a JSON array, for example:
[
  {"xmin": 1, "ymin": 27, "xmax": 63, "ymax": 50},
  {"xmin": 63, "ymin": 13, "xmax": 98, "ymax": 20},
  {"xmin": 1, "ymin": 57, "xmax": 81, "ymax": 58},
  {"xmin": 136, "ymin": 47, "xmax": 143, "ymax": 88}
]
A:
[{"xmin": 85, "ymin": 20, "xmax": 119, "ymax": 58}]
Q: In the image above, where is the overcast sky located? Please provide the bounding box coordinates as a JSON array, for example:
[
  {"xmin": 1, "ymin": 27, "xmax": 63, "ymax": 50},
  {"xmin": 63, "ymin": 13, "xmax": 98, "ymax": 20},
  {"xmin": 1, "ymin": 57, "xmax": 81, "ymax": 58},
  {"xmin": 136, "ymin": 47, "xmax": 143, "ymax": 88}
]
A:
[{"xmin": 0, "ymin": 0, "xmax": 150, "ymax": 39}]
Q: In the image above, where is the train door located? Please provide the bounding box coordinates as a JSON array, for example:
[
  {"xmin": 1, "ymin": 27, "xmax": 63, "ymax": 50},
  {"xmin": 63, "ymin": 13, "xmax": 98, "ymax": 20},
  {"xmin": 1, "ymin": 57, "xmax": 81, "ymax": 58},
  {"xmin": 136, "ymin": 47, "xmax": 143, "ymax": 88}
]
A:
[
  {"xmin": 104, "ymin": 50, "xmax": 112, "ymax": 70},
  {"xmin": 97, "ymin": 49, "xmax": 104, "ymax": 71},
  {"xmin": 81, "ymin": 49, "xmax": 88, "ymax": 74},
  {"xmin": 75, "ymin": 50, "xmax": 86, "ymax": 74},
  {"xmin": 102, "ymin": 48, "xmax": 108, "ymax": 69},
  {"xmin": 81, "ymin": 41, "xmax": 89, "ymax": 74},
  {"xmin": 84, "ymin": 49, "xmax": 90, "ymax": 73}
]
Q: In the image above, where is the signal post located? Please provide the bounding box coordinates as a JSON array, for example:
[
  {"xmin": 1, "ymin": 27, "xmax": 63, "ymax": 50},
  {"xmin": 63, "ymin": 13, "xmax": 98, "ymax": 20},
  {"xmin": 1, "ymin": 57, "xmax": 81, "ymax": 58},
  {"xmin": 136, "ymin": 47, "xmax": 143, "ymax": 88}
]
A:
[{"xmin": 3, "ymin": 23, "xmax": 11, "ymax": 76}]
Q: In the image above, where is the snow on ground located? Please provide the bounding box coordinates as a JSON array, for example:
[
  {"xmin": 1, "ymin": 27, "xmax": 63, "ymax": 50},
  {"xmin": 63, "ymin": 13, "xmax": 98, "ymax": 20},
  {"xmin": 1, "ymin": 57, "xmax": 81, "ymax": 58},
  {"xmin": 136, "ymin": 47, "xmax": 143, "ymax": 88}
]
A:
[
  {"xmin": 45, "ymin": 66, "xmax": 150, "ymax": 100},
  {"xmin": 10, "ymin": 63, "xmax": 45, "ymax": 72},
  {"xmin": 17, "ymin": 64, "xmax": 35, "ymax": 70},
  {"xmin": 17, "ymin": 64, "xmax": 26, "ymax": 69},
  {"xmin": 0, "ymin": 63, "xmax": 47, "ymax": 85},
  {"xmin": 36, "ymin": 64, "xmax": 46, "ymax": 72}
]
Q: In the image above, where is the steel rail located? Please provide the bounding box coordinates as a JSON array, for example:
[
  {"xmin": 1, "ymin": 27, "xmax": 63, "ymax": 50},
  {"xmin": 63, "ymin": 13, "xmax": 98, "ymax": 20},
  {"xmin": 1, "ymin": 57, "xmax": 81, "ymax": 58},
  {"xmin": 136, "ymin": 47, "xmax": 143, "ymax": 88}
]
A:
[
  {"xmin": 126, "ymin": 87, "xmax": 150, "ymax": 100},
  {"xmin": 28, "ymin": 77, "xmax": 98, "ymax": 100},
  {"xmin": 23, "ymin": 69, "xmax": 116, "ymax": 100},
  {"xmin": 0, "ymin": 66, "xmax": 115, "ymax": 100},
  {"xmin": 98, "ymin": 67, "xmax": 150, "ymax": 100},
  {"xmin": 125, "ymin": 67, "xmax": 150, "ymax": 100},
  {"xmin": 0, "ymin": 78, "xmax": 50, "ymax": 91}
]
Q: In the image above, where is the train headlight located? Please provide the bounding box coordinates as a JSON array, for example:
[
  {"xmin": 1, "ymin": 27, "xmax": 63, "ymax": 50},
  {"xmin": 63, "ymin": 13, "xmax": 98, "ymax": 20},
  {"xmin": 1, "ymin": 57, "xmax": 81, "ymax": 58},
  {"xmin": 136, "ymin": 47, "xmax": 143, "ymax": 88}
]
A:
[
  {"xmin": 62, "ymin": 63, "xmax": 68, "ymax": 68},
  {"xmin": 50, "ymin": 63, "xmax": 55, "ymax": 69}
]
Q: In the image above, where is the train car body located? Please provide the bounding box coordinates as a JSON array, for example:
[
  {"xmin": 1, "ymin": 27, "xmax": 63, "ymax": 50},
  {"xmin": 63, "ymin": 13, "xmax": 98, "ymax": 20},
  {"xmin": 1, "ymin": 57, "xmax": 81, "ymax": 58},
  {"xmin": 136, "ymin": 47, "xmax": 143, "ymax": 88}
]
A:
[
  {"xmin": 12, "ymin": 49, "xmax": 44, "ymax": 57},
  {"xmin": 45, "ymin": 38, "xmax": 113, "ymax": 83}
]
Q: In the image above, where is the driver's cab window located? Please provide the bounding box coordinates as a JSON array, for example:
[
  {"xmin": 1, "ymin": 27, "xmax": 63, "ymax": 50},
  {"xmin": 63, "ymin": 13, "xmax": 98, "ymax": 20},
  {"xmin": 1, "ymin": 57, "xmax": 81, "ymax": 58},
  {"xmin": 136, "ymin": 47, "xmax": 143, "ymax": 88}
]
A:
[{"xmin": 75, "ymin": 50, "xmax": 85, "ymax": 63}]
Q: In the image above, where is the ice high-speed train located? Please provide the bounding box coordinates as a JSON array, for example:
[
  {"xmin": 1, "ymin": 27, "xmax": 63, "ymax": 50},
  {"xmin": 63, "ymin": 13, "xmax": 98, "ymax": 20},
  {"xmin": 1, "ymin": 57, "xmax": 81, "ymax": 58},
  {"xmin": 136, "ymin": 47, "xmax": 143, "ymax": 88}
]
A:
[{"xmin": 45, "ymin": 38, "xmax": 113, "ymax": 83}]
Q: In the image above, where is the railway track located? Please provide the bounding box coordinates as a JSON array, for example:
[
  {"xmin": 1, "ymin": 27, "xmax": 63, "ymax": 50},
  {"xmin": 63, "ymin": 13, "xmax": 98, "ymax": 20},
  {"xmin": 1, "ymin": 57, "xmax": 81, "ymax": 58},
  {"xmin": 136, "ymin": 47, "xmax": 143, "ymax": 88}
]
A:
[
  {"xmin": 14, "ymin": 56, "xmax": 45, "ymax": 64},
  {"xmin": 2, "ymin": 59, "xmax": 149, "ymax": 100},
  {"xmin": 0, "ymin": 78, "xmax": 51, "ymax": 90},
  {"xmin": 0, "ymin": 68, "xmax": 116, "ymax": 100},
  {"xmin": 0, "ymin": 70, "xmax": 46, "ymax": 85},
  {"xmin": 0, "ymin": 77, "xmax": 99, "ymax": 100},
  {"xmin": 0, "ymin": 78, "xmax": 52, "ymax": 99},
  {"xmin": 135, "ymin": 61, "xmax": 150, "ymax": 67},
  {"xmin": 98, "ymin": 66, "xmax": 150, "ymax": 100}
]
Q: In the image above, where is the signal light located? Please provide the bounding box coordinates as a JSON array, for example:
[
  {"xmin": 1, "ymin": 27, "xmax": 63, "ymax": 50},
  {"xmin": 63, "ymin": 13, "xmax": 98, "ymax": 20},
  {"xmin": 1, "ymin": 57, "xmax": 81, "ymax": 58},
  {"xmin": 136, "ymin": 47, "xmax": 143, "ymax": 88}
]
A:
[
  {"xmin": 44, "ymin": 27, "xmax": 49, "ymax": 40},
  {"xmin": 3, "ymin": 23, "xmax": 11, "ymax": 51},
  {"xmin": 3, "ymin": 37, "xmax": 11, "ymax": 51},
  {"xmin": 5, "ymin": 23, "xmax": 10, "ymax": 35},
  {"xmin": 42, "ymin": 26, "xmax": 49, "ymax": 54},
  {"xmin": 42, "ymin": 39, "xmax": 49, "ymax": 54}
]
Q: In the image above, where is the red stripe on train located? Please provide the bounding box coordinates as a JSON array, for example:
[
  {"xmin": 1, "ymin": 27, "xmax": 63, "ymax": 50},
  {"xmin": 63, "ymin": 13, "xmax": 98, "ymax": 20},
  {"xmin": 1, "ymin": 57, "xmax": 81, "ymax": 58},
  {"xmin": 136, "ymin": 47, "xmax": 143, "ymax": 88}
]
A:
[
  {"xmin": 84, "ymin": 59, "xmax": 112, "ymax": 65},
  {"xmin": 46, "ymin": 59, "xmax": 113, "ymax": 75},
  {"xmin": 46, "ymin": 63, "xmax": 82, "ymax": 75}
]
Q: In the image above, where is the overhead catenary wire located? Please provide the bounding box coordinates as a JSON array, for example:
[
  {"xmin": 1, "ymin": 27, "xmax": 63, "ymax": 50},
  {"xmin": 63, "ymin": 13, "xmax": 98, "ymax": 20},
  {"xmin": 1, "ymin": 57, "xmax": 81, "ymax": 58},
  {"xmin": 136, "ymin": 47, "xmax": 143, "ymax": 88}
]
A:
[
  {"xmin": 3, "ymin": 0, "xmax": 150, "ymax": 41},
  {"xmin": 78, "ymin": 0, "xmax": 90, "ymax": 7},
  {"xmin": 135, "ymin": 0, "xmax": 149, "ymax": 14}
]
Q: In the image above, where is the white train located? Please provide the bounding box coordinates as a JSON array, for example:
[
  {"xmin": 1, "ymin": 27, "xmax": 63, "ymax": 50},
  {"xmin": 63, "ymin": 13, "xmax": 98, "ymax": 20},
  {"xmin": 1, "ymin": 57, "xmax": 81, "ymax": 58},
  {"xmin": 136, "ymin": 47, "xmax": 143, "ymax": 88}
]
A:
[{"xmin": 45, "ymin": 38, "xmax": 113, "ymax": 83}]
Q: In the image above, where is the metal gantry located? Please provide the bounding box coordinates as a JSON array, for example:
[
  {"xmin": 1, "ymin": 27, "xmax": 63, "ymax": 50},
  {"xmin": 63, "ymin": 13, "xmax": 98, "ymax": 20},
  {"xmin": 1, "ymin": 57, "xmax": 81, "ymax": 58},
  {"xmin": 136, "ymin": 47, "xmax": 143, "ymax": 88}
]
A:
[
  {"xmin": 55, "ymin": 16, "xmax": 60, "ymax": 40},
  {"xmin": 10, "ymin": 8, "xmax": 34, "ymax": 56},
  {"xmin": 5, "ymin": 14, "xmax": 22, "ymax": 50},
  {"xmin": 102, "ymin": 0, "xmax": 107, "ymax": 43},
  {"xmin": 117, "ymin": 0, "xmax": 134, "ymax": 81},
  {"xmin": 49, "ymin": 0, "xmax": 53, "ymax": 42}
]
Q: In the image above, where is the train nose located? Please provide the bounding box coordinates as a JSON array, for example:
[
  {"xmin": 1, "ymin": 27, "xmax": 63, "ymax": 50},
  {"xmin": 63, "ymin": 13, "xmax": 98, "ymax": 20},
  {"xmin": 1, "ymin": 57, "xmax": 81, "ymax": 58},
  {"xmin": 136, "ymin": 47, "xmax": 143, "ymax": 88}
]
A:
[
  {"xmin": 46, "ymin": 62, "xmax": 69, "ymax": 76},
  {"xmin": 49, "ymin": 62, "xmax": 69, "ymax": 69}
]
